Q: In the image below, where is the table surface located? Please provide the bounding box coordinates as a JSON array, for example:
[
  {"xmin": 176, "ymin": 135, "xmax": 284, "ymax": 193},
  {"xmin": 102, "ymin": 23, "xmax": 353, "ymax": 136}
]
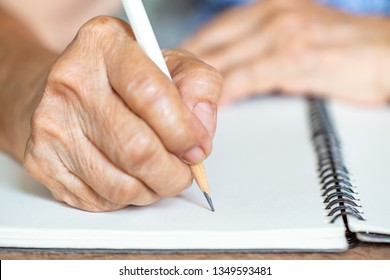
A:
[{"xmin": 1, "ymin": 243, "xmax": 389, "ymax": 260}]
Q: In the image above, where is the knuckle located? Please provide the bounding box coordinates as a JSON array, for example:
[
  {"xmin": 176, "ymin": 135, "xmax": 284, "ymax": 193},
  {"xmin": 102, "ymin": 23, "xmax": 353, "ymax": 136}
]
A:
[
  {"xmin": 194, "ymin": 63, "xmax": 223, "ymax": 85},
  {"xmin": 48, "ymin": 64, "xmax": 79, "ymax": 86},
  {"xmin": 46, "ymin": 64, "xmax": 87, "ymax": 101},
  {"xmin": 23, "ymin": 149, "xmax": 40, "ymax": 179},
  {"xmin": 47, "ymin": 52, "xmax": 89, "ymax": 87},
  {"xmin": 107, "ymin": 180, "xmax": 144, "ymax": 205},
  {"xmin": 164, "ymin": 48, "xmax": 190, "ymax": 65},
  {"xmin": 198, "ymin": 65, "xmax": 224, "ymax": 100},
  {"xmin": 79, "ymin": 16, "xmax": 126, "ymax": 38},
  {"xmin": 30, "ymin": 108, "xmax": 61, "ymax": 140},
  {"xmin": 30, "ymin": 110, "xmax": 49, "ymax": 132},
  {"xmin": 74, "ymin": 16, "xmax": 134, "ymax": 61},
  {"xmin": 23, "ymin": 121, "xmax": 62, "ymax": 183},
  {"xmin": 126, "ymin": 132, "xmax": 158, "ymax": 168},
  {"xmin": 128, "ymin": 72, "xmax": 169, "ymax": 109},
  {"xmin": 164, "ymin": 48, "xmax": 197, "ymax": 60},
  {"xmin": 209, "ymin": 65, "xmax": 224, "ymax": 85}
]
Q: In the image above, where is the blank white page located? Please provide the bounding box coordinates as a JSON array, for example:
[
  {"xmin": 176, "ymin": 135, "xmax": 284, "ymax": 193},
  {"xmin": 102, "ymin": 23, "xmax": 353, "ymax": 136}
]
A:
[
  {"xmin": 330, "ymin": 101, "xmax": 390, "ymax": 237},
  {"xmin": 0, "ymin": 97, "xmax": 346, "ymax": 250}
]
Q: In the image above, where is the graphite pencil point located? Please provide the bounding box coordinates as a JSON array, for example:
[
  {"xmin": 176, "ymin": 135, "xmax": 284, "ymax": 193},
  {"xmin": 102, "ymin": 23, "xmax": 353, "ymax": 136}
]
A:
[{"xmin": 203, "ymin": 192, "xmax": 215, "ymax": 212}]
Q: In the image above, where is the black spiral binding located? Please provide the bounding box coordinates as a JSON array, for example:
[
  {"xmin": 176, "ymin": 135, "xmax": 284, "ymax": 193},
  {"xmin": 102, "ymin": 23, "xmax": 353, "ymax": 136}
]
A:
[{"xmin": 308, "ymin": 98, "xmax": 364, "ymax": 248}]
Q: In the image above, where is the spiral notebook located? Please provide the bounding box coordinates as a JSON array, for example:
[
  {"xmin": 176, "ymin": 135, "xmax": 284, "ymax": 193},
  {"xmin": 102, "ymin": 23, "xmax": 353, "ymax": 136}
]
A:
[{"xmin": 1, "ymin": 96, "xmax": 390, "ymax": 252}]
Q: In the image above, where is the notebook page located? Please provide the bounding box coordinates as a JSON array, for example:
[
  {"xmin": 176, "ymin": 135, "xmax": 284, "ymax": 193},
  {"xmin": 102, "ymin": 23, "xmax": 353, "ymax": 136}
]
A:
[
  {"xmin": 0, "ymin": 97, "xmax": 346, "ymax": 250},
  {"xmin": 330, "ymin": 101, "xmax": 390, "ymax": 237}
]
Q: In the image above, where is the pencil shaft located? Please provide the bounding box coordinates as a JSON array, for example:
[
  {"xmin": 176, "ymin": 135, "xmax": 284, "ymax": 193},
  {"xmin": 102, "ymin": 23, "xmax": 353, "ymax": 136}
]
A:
[
  {"xmin": 121, "ymin": 0, "xmax": 213, "ymax": 210},
  {"xmin": 191, "ymin": 163, "xmax": 210, "ymax": 194},
  {"xmin": 122, "ymin": 0, "xmax": 170, "ymax": 77}
]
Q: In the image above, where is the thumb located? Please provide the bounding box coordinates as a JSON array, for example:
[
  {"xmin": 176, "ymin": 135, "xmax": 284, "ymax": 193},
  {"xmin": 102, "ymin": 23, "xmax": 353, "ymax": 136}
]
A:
[{"xmin": 164, "ymin": 49, "xmax": 223, "ymax": 138}]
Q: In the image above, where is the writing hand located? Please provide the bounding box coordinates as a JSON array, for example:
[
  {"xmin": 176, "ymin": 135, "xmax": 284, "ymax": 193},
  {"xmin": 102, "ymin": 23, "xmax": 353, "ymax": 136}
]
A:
[{"xmin": 24, "ymin": 17, "xmax": 222, "ymax": 211}]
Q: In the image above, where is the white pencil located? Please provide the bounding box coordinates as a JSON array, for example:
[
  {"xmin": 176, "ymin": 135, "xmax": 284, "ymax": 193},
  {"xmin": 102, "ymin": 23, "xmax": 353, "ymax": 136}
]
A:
[{"xmin": 121, "ymin": 0, "xmax": 214, "ymax": 212}]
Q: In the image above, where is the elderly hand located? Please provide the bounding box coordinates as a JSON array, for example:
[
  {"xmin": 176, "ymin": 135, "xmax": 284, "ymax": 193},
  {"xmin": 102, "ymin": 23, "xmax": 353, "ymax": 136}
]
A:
[
  {"xmin": 184, "ymin": 0, "xmax": 390, "ymax": 106},
  {"xmin": 24, "ymin": 17, "xmax": 222, "ymax": 212}
]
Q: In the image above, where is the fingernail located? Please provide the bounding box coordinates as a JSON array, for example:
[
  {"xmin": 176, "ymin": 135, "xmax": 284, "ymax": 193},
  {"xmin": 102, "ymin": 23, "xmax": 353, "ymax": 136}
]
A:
[
  {"xmin": 193, "ymin": 102, "xmax": 216, "ymax": 137},
  {"xmin": 184, "ymin": 147, "xmax": 205, "ymax": 164}
]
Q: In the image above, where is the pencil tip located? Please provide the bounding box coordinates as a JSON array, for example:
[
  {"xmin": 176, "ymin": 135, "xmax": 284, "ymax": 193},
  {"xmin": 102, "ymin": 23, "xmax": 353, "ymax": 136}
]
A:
[{"xmin": 203, "ymin": 192, "xmax": 215, "ymax": 212}]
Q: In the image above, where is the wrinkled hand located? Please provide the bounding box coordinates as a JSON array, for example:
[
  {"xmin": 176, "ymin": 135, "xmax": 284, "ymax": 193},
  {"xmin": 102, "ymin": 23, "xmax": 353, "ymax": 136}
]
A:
[
  {"xmin": 184, "ymin": 0, "xmax": 390, "ymax": 106},
  {"xmin": 24, "ymin": 17, "xmax": 222, "ymax": 212}
]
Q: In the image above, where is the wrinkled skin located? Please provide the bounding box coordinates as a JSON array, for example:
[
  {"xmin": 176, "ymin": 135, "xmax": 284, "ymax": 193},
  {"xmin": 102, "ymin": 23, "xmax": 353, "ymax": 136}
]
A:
[{"xmin": 22, "ymin": 17, "xmax": 222, "ymax": 211}]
